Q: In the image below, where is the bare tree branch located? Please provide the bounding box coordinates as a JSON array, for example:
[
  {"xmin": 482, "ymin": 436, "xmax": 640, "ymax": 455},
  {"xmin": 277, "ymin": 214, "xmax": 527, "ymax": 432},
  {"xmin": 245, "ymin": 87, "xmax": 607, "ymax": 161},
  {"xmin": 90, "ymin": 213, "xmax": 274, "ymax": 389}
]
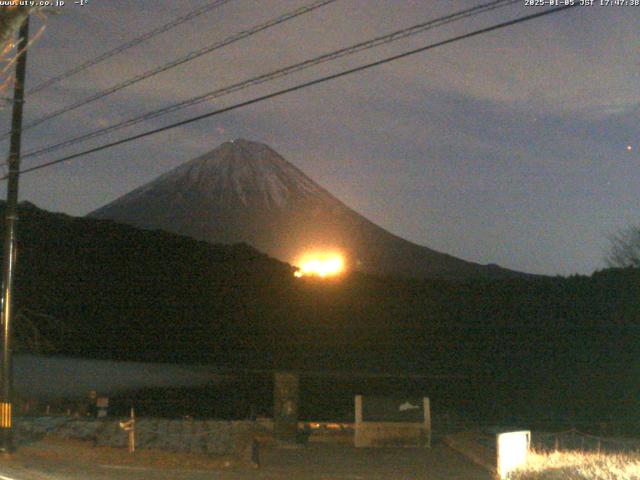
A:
[
  {"xmin": 0, "ymin": 6, "xmax": 31, "ymax": 51},
  {"xmin": 606, "ymin": 226, "xmax": 640, "ymax": 268}
]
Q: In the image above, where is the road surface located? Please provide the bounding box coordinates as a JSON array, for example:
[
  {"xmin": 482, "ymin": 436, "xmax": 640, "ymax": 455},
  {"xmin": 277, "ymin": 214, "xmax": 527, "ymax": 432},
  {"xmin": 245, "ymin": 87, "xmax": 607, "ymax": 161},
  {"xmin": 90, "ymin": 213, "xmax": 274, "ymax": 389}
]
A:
[{"xmin": 0, "ymin": 439, "xmax": 491, "ymax": 479}]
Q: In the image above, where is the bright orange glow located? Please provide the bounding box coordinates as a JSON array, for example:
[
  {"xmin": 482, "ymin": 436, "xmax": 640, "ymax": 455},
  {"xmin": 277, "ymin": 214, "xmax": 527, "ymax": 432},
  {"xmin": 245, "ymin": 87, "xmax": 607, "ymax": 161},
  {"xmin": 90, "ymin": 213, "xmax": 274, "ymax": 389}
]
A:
[{"xmin": 294, "ymin": 252, "xmax": 345, "ymax": 278}]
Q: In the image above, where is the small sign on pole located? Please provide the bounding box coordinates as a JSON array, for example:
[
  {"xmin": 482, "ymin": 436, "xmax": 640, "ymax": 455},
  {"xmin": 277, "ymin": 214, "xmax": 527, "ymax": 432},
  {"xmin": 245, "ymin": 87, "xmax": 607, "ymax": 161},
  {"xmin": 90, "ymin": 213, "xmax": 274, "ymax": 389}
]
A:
[{"xmin": 119, "ymin": 407, "xmax": 135, "ymax": 453}]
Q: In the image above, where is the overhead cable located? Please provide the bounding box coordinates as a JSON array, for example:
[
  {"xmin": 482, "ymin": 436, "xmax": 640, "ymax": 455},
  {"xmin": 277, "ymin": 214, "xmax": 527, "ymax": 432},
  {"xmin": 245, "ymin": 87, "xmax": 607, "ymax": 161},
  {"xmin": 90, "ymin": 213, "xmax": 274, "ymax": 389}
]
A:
[
  {"xmin": 22, "ymin": 0, "xmax": 518, "ymax": 160},
  {"xmin": 9, "ymin": 4, "xmax": 578, "ymax": 179},
  {"xmin": 25, "ymin": 0, "xmax": 235, "ymax": 96},
  {"xmin": 5, "ymin": 0, "xmax": 338, "ymax": 139}
]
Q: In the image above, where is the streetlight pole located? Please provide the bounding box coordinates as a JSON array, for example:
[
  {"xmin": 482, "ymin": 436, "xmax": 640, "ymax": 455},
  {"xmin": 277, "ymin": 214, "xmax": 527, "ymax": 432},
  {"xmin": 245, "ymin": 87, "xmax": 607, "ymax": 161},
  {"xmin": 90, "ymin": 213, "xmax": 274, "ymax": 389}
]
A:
[{"xmin": 0, "ymin": 13, "xmax": 30, "ymax": 454}]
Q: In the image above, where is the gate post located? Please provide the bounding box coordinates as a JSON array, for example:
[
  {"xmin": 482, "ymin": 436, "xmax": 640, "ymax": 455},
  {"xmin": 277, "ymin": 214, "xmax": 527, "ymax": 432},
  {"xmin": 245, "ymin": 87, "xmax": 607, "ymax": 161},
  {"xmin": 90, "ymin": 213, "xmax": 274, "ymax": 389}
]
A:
[{"xmin": 273, "ymin": 372, "xmax": 299, "ymax": 444}]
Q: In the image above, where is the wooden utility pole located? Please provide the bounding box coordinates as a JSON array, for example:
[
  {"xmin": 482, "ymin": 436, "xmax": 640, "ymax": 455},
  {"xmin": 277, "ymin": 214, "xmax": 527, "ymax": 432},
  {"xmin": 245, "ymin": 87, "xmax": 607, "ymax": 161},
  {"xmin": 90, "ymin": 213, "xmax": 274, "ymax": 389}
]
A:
[
  {"xmin": 0, "ymin": 13, "xmax": 29, "ymax": 454},
  {"xmin": 128, "ymin": 407, "xmax": 135, "ymax": 453}
]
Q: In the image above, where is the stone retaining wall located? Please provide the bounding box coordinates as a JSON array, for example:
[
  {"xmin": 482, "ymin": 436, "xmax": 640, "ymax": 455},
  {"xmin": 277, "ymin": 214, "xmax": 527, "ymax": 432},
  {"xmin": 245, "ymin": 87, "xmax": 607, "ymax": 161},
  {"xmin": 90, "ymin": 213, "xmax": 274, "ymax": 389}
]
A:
[{"xmin": 15, "ymin": 416, "xmax": 256, "ymax": 455}]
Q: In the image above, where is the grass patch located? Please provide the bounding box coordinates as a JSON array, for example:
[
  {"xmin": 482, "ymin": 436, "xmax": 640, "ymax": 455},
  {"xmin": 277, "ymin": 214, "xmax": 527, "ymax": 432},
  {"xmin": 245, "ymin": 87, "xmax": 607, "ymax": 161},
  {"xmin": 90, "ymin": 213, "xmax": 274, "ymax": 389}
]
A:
[{"xmin": 511, "ymin": 450, "xmax": 640, "ymax": 480}]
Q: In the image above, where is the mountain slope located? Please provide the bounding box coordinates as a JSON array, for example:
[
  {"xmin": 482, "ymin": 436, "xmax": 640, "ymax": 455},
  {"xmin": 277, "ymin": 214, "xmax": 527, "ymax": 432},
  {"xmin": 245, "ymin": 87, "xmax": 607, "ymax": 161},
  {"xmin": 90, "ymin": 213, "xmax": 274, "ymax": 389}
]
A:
[
  {"xmin": 89, "ymin": 139, "xmax": 524, "ymax": 279},
  {"xmin": 3, "ymin": 201, "xmax": 640, "ymax": 423}
]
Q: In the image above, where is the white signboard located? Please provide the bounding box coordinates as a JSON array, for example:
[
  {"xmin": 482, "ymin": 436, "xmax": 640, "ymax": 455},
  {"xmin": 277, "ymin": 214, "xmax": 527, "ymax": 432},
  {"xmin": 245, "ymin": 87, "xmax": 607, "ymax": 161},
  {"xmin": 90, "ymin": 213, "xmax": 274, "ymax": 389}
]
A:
[{"xmin": 497, "ymin": 430, "xmax": 530, "ymax": 479}]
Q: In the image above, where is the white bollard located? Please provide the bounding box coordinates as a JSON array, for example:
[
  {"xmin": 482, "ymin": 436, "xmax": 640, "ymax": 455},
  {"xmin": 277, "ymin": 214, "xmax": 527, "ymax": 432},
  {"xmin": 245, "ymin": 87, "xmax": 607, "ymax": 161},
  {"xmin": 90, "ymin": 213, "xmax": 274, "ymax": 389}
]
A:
[{"xmin": 496, "ymin": 430, "xmax": 530, "ymax": 479}]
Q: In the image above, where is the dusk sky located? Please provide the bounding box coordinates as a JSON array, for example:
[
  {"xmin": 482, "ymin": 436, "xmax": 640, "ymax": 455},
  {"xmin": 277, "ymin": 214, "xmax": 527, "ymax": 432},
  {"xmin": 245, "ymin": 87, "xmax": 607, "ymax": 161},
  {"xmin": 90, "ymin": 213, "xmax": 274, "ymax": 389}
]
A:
[{"xmin": 0, "ymin": 0, "xmax": 638, "ymax": 276}]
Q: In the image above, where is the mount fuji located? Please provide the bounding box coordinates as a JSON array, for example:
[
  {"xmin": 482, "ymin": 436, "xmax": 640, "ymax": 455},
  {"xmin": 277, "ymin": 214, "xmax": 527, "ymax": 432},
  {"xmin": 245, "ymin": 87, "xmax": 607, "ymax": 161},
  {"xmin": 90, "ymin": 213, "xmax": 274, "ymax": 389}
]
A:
[{"xmin": 89, "ymin": 139, "xmax": 524, "ymax": 280}]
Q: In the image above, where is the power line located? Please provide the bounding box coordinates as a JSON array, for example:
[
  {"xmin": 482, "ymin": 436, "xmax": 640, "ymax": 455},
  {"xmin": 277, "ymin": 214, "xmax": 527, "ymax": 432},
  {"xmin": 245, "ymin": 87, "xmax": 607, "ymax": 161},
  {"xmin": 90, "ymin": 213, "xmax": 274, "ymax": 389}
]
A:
[
  {"xmin": 22, "ymin": 0, "xmax": 518, "ymax": 161},
  {"xmin": 10, "ymin": 4, "xmax": 578, "ymax": 179},
  {"xmin": 21, "ymin": 0, "xmax": 515, "ymax": 158},
  {"xmin": 24, "ymin": 0, "xmax": 235, "ymax": 97},
  {"xmin": 4, "ymin": 0, "xmax": 338, "ymax": 139}
]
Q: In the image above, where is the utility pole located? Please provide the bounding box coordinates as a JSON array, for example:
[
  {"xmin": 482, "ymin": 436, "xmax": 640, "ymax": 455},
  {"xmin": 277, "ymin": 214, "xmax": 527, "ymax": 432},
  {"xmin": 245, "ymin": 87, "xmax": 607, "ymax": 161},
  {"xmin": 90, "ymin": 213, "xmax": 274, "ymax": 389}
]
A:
[{"xmin": 0, "ymin": 13, "xmax": 29, "ymax": 454}]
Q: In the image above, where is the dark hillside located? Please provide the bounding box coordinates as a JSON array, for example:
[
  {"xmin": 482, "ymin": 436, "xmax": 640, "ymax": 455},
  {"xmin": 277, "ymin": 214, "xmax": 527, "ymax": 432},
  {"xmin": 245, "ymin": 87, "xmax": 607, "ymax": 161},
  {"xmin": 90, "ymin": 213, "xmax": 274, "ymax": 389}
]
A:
[{"xmin": 4, "ymin": 202, "xmax": 640, "ymax": 425}]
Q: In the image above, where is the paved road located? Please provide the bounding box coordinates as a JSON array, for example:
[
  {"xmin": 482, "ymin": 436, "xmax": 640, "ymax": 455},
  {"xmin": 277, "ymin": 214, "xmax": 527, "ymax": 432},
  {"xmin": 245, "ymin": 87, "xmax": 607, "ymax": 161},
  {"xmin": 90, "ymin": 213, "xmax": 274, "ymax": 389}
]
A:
[{"xmin": 0, "ymin": 441, "xmax": 491, "ymax": 479}]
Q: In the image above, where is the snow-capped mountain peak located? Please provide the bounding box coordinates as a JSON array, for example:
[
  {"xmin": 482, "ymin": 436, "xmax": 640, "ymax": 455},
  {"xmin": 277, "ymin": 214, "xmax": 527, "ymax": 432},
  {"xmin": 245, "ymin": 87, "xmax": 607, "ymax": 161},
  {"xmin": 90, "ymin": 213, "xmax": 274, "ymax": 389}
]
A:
[
  {"xmin": 111, "ymin": 139, "xmax": 330, "ymax": 211},
  {"xmin": 89, "ymin": 139, "xmax": 524, "ymax": 280}
]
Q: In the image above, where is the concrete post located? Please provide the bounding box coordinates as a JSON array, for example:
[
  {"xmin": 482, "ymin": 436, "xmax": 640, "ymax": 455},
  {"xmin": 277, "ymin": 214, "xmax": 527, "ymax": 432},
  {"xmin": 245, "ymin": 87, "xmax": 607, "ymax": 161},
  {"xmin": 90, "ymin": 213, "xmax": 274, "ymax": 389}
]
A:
[
  {"xmin": 273, "ymin": 372, "xmax": 299, "ymax": 444},
  {"xmin": 355, "ymin": 395, "xmax": 363, "ymax": 424},
  {"xmin": 423, "ymin": 397, "xmax": 431, "ymax": 448}
]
